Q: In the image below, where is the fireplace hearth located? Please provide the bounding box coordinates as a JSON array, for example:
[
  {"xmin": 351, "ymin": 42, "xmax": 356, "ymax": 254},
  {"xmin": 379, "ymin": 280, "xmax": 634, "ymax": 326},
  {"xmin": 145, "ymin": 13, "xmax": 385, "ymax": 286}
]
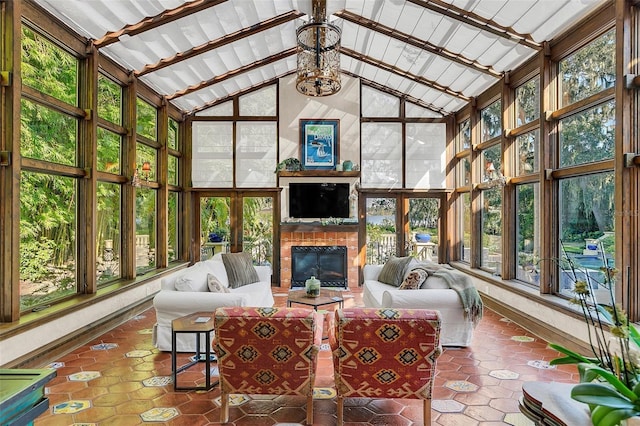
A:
[{"xmin": 291, "ymin": 246, "xmax": 347, "ymax": 288}]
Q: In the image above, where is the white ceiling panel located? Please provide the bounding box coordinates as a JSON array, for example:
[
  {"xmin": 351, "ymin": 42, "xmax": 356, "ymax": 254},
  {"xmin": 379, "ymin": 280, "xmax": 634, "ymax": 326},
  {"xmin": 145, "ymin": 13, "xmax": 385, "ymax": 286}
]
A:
[{"xmin": 31, "ymin": 0, "xmax": 607, "ymax": 116}]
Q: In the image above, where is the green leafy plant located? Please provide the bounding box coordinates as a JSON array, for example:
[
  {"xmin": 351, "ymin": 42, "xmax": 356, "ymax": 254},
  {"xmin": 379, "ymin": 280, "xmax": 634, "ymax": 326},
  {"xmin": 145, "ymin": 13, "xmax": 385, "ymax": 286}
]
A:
[
  {"xmin": 549, "ymin": 242, "xmax": 640, "ymax": 426},
  {"xmin": 274, "ymin": 157, "xmax": 304, "ymax": 173}
]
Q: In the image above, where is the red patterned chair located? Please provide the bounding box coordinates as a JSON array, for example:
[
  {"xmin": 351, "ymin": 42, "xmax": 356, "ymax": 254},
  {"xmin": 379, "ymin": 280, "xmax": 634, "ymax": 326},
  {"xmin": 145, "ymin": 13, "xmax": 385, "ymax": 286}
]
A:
[
  {"xmin": 213, "ymin": 306, "xmax": 323, "ymax": 424},
  {"xmin": 330, "ymin": 307, "xmax": 442, "ymax": 426}
]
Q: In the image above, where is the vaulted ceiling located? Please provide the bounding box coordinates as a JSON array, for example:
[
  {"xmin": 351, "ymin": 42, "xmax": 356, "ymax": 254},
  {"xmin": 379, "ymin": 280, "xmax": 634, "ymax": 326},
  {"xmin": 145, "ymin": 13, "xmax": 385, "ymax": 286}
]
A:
[{"xmin": 32, "ymin": 0, "xmax": 607, "ymax": 117}]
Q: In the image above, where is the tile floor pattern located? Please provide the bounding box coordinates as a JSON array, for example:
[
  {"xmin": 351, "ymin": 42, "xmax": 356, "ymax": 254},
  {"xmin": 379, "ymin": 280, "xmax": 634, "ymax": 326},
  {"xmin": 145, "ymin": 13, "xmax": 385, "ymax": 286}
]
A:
[{"xmin": 34, "ymin": 288, "xmax": 580, "ymax": 425}]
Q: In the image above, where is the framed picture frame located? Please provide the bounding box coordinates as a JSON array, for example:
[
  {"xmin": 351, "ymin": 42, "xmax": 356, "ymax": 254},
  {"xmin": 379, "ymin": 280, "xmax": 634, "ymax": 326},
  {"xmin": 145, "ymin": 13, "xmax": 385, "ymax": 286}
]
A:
[{"xmin": 300, "ymin": 119, "xmax": 339, "ymax": 170}]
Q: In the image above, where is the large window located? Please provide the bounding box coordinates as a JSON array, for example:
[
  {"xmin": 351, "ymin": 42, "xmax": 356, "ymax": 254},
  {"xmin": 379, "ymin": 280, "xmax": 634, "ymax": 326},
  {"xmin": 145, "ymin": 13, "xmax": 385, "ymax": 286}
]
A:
[
  {"xmin": 554, "ymin": 29, "xmax": 616, "ymax": 296},
  {"xmin": 19, "ymin": 27, "xmax": 80, "ymax": 311},
  {"xmin": 96, "ymin": 74, "xmax": 123, "ymax": 284},
  {"xmin": 516, "ymin": 183, "xmax": 540, "ymax": 285}
]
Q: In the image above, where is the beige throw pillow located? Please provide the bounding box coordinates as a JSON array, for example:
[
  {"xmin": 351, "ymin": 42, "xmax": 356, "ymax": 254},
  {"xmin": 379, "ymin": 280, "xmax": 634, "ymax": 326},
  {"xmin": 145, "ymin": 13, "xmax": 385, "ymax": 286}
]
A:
[
  {"xmin": 207, "ymin": 273, "xmax": 230, "ymax": 293},
  {"xmin": 221, "ymin": 252, "xmax": 260, "ymax": 289}
]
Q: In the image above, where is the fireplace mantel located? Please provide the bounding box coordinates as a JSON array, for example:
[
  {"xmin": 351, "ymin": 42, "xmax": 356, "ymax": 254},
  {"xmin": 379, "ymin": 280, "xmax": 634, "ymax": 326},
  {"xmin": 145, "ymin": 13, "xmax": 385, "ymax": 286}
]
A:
[
  {"xmin": 280, "ymin": 223, "xmax": 358, "ymax": 232},
  {"xmin": 278, "ymin": 170, "xmax": 360, "ymax": 178}
]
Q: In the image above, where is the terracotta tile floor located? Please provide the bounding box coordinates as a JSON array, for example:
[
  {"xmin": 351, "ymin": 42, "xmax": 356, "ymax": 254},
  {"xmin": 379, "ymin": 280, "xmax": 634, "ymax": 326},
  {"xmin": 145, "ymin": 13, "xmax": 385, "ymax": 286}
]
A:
[{"xmin": 34, "ymin": 288, "xmax": 579, "ymax": 425}]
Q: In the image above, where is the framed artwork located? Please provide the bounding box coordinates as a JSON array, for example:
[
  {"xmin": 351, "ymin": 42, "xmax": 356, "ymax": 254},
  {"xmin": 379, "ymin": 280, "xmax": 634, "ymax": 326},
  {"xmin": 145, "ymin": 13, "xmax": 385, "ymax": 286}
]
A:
[{"xmin": 300, "ymin": 119, "xmax": 339, "ymax": 170}]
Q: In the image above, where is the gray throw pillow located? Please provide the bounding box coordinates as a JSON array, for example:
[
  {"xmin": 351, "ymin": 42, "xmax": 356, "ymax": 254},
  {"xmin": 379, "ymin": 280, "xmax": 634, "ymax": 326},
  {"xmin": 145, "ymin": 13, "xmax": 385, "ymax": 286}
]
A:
[
  {"xmin": 378, "ymin": 256, "xmax": 413, "ymax": 287},
  {"xmin": 221, "ymin": 252, "xmax": 260, "ymax": 289}
]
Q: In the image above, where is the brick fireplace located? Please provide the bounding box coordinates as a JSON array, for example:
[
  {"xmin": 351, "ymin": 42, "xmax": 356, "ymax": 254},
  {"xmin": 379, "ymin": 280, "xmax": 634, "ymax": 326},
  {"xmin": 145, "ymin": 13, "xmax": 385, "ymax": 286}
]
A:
[{"xmin": 280, "ymin": 225, "xmax": 359, "ymax": 289}]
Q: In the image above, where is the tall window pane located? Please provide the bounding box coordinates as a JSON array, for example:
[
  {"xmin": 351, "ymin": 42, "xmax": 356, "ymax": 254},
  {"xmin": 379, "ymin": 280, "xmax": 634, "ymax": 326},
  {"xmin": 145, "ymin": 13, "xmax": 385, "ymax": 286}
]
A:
[
  {"xmin": 97, "ymin": 182, "xmax": 121, "ymax": 284},
  {"xmin": 97, "ymin": 128, "xmax": 121, "ymax": 174},
  {"xmin": 20, "ymin": 99, "xmax": 77, "ymax": 166},
  {"xmin": 21, "ymin": 27, "xmax": 77, "ymax": 105},
  {"xmin": 559, "ymin": 29, "xmax": 615, "ymax": 107},
  {"xmin": 365, "ymin": 197, "xmax": 397, "ymax": 264},
  {"xmin": 236, "ymin": 122, "xmax": 277, "ymax": 188},
  {"xmin": 192, "ymin": 122, "xmax": 233, "ymax": 187},
  {"xmin": 480, "ymin": 101, "xmax": 501, "ymax": 142},
  {"xmin": 20, "ymin": 173, "xmax": 77, "ymax": 310},
  {"xmin": 481, "ymin": 188, "xmax": 502, "ymax": 274},
  {"xmin": 458, "ymin": 156, "xmax": 471, "ymax": 186},
  {"xmin": 98, "ymin": 75, "xmax": 122, "ymax": 125},
  {"xmin": 136, "ymin": 98, "xmax": 157, "ymax": 140},
  {"xmin": 168, "ymin": 118, "xmax": 179, "ymax": 150},
  {"xmin": 168, "ymin": 155, "xmax": 178, "ymax": 186},
  {"xmin": 461, "ymin": 193, "xmax": 471, "ymax": 262},
  {"xmin": 558, "ymin": 173, "xmax": 615, "ymax": 298},
  {"xmin": 361, "ymin": 123, "xmax": 402, "ymax": 188},
  {"xmin": 517, "ymin": 130, "xmax": 539, "ymax": 175},
  {"xmin": 405, "ymin": 123, "xmax": 446, "ymax": 189},
  {"xmin": 168, "ymin": 192, "xmax": 178, "ymax": 262},
  {"xmin": 516, "ymin": 183, "xmax": 540, "ymax": 285},
  {"xmin": 515, "ymin": 77, "xmax": 540, "ymax": 126},
  {"xmin": 243, "ymin": 197, "xmax": 273, "ymax": 266},
  {"xmin": 135, "ymin": 188, "xmax": 156, "ymax": 275},
  {"xmin": 136, "ymin": 144, "xmax": 157, "ymax": 183},
  {"xmin": 559, "ymin": 101, "xmax": 615, "ymax": 167},
  {"xmin": 458, "ymin": 119, "xmax": 471, "ymax": 150},
  {"xmin": 482, "ymin": 144, "xmax": 502, "ymax": 183}
]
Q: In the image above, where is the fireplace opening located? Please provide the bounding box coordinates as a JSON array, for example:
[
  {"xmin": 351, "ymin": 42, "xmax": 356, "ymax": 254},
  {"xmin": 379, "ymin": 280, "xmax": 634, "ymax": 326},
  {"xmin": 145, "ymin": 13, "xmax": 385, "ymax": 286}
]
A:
[{"xmin": 291, "ymin": 246, "xmax": 347, "ymax": 288}]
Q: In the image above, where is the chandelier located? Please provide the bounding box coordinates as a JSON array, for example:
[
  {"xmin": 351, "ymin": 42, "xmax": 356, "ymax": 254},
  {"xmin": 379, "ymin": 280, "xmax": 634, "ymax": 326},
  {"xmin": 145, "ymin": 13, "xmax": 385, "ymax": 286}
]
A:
[{"xmin": 296, "ymin": 1, "xmax": 341, "ymax": 97}]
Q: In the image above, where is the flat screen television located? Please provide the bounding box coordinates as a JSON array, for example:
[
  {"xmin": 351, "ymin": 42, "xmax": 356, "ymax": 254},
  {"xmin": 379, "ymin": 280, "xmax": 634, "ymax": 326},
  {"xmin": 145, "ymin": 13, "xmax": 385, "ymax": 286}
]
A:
[{"xmin": 289, "ymin": 182, "xmax": 350, "ymax": 219}]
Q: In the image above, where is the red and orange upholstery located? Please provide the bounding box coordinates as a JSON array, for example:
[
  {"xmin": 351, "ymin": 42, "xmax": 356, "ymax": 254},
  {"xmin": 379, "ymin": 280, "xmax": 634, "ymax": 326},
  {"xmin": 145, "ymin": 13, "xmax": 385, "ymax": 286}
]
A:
[
  {"xmin": 214, "ymin": 306, "xmax": 322, "ymax": 424},
  {"xmin": 330, "ymin": 307, "xmax": 442, "ymax": 426}
]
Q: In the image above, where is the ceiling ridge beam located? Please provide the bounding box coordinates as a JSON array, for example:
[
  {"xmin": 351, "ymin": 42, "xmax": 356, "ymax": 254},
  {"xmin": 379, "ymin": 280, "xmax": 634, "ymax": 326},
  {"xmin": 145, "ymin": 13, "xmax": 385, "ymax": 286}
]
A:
[
  {"xmin": 406, "ymin": 0, "xmax": 541, "ymax": 50},
  {"xmin": 168, "ymin": 47, "xmax": 296, "ymax": 100},
  {"xmin": 94, "ymin": 0, "xmax": 228, "ymax": 48},
  {"xmin": 136, "ymin": 10, "xmax": 304, "ymax": 77},
  {"xmin": 334, "ymin": 10, "xmax": 501, "ymax": 78},
  {"xmin": 341, "ymin": 47, "xmax": 469, "ymax": 101},
  {"xmin": 341, "ymin": 70, "xmax": 449, "ymax": 116}
]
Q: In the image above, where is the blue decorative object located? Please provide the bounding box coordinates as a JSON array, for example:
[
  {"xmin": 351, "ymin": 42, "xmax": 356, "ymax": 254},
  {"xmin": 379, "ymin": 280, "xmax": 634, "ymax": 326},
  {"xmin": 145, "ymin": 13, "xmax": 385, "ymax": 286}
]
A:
[
  {"xmin": 208, "ymin": 233, "xmax": 222, "ymax": 243},
  {"xmin": 415, "ymin": 233, "xmax": 431, "ymax": 243}
]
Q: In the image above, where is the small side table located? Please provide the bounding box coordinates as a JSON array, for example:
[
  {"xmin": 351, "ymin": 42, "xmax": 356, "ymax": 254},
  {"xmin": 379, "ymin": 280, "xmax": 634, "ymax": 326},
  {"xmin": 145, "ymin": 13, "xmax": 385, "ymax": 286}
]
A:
[{"xmin": 171, "ymin": 312, "xmax": 218, "ymax": 391}]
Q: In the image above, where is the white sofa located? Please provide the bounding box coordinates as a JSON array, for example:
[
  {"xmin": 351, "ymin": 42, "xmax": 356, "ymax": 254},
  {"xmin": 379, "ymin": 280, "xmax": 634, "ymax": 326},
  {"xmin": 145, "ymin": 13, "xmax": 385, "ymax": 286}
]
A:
[
  {"xmin": 362, "ymin": 263, "xmax": 476, "ymax": 346},
  {"xmin": 152, "ymin": 256, "xmax": 274, "ymax": 352}
]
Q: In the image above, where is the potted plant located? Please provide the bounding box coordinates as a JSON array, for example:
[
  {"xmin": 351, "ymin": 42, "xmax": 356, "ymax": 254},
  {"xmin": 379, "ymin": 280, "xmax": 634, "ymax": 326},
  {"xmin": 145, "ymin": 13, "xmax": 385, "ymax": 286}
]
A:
[
  {"xmin": 548, "ymin": 242, "xmax": 640, "ymax": 426},
  {"xmin": 274, "ymin": 157, "xmax": 304, "ymax": 173}
]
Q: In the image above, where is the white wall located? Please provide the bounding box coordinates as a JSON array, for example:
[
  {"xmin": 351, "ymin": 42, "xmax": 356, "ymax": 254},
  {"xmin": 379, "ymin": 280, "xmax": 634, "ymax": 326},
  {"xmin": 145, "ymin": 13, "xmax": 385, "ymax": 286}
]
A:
[{"xmin": 278, "ymin": 74, "xmax": 360, "ymax": 167}]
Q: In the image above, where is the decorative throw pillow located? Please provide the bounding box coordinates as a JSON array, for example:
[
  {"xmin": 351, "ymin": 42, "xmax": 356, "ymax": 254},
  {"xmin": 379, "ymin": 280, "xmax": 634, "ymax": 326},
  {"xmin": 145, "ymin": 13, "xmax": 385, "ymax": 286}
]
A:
[
  {"xmin": 221, "ymin": 252, "xmax": 260, "ymax": 289},
  {"xmin": 174, "ymin": 262, "xmax": 209, "ymax": 292},
  {"xmin": 378, "ymin": 256, "xmax": 413, "ymax": 287},
  {"xmin": 399, "ymin": 269, "xmax": 428, "ymax": 290},
  {"xmin": 207, "ymin": 273, "xmax": 230, "ymax": 293}
]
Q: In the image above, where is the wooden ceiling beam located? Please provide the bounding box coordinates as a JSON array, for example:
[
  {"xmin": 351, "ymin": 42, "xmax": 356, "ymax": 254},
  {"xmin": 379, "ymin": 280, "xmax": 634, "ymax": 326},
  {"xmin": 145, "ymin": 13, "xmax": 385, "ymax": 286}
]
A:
[
  {"xmin": 334, "ymin": 10, "xmax": 501, "ymax": 78},
  {"xmin": 168, "ymin": 47, "xmax": 296, "ymax": 100},
  {"xmin": 94, "ymin": 0, "xmax": 228, "ymax": 48},
  {"xmin": 405, "ymin": 0, "xmax": 541, "ymax": 50},
  {"xmin": 341, "ymin": 47, "xmax": 469, "ymax": 101},
  {"xmin": 136, "ymin": 10, "xmax": 304, "ymax": 77}
]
